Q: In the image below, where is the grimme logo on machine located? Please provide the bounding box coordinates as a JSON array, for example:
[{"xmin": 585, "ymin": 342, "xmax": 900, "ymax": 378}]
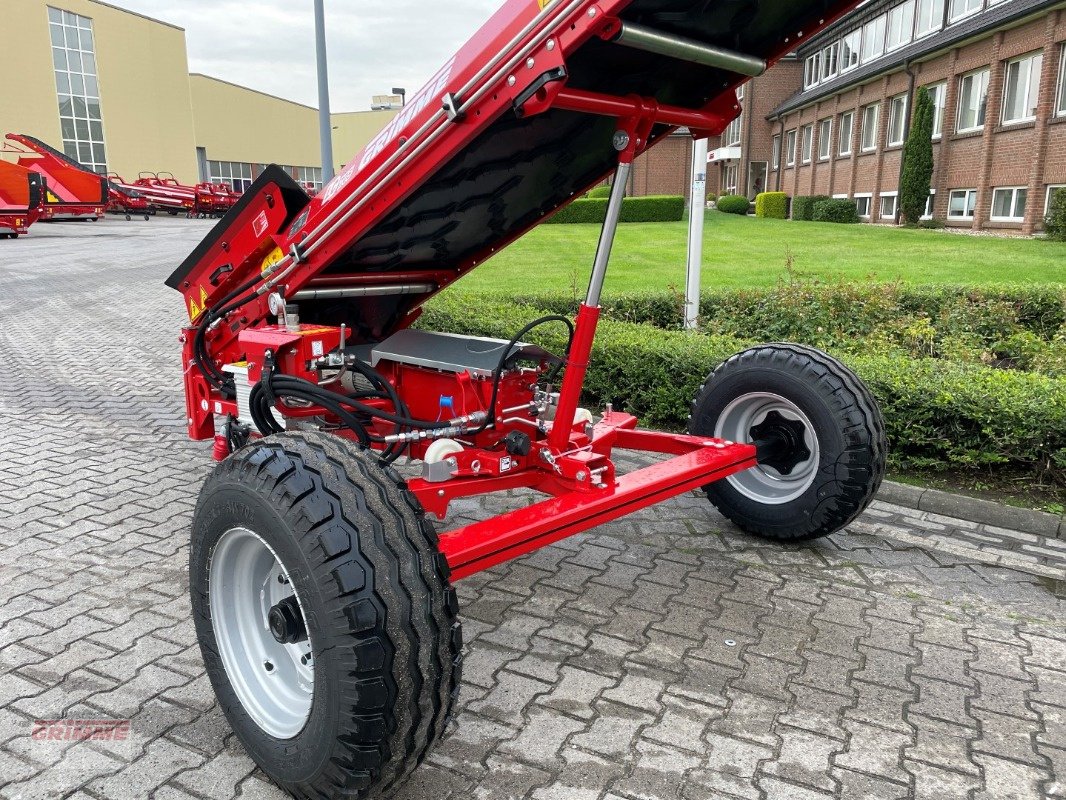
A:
[{"xmin": 321, "ymin": 58, "xmax": 457, "ymax": 203}]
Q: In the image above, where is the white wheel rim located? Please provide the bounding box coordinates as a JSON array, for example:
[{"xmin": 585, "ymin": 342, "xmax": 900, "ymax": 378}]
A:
[
  {"xmin": 209, "ymin": 527, "xmax": 314, "ymax": 738},
  {"xmin": 714, "ymin": 392, "xmax": 820, "ymax": 505}
]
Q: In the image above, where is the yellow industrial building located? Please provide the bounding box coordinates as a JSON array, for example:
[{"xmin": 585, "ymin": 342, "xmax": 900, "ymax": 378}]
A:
[{"xmin": 0, "ymin": 0, "xmax": 397, "ymax": 189}]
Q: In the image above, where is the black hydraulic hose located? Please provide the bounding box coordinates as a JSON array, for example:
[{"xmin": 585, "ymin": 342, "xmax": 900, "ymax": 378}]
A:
[{"xmin": 466, "ymin": 314, "xmax": 575, "ymax": 437}]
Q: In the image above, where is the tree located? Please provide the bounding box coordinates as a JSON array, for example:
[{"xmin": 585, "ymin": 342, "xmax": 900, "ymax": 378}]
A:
[
  {"xmin": 900, "ymin": 86, "xmax": 935, "ymax": 225},
  {"xmin": 1045, "ymin": 187, "xmax": 1066, "ymax": 241}
]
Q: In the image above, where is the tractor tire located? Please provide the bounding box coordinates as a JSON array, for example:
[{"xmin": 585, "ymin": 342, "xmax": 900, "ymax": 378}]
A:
[
  {"xmin": 190, "ymin": 431, "xmax": 462, "ymax": 799},
  {"xmin": 688, "ymin": 343, "xmax": 885, "ymax": 541}
]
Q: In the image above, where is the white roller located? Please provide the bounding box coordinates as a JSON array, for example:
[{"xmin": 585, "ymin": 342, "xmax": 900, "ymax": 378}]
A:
[{"xmin": 424, "ymin": 438, "xmax": 464, "ymax": 464}]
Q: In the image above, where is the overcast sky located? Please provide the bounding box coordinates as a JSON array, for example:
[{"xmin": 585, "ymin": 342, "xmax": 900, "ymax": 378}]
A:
[{"xmin": 107, "ymin": 0, "xmax": 501, "ymax": 110}]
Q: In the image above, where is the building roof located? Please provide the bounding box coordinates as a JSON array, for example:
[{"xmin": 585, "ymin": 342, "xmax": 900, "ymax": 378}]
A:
[
  {"xmin": 769, "ymin": 0, "xmax": 1062, "ymax": 118},
  {"xmin": 88, "ymin": 1, "xmax": 184, "ymax": 32}
]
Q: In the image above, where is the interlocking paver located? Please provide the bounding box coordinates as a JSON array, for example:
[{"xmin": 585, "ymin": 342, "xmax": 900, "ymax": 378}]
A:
[{"xmin": 0, "ymin": 218, "xmax": 1064, "ymax": 798}]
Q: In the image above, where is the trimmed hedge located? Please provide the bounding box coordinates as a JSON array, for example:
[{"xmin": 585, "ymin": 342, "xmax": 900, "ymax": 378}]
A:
[
  {"xmin": 812, "ymin": 198, "xmax": 860, "ymax": 224},
  {"xmin": 715, "ymin": 195, "xmax": 751, "ymax": 215},
  {"xmin": 587, "ymin": 185, "xmax": 612, "ymax": 199},
  {"xmin": 755, "ymin": 192, "xmax": 788, "ymax": 219},
  {"xmin": 1046, "ymin": 187, "xmax": 1066, "ymax": 241},
  {"xmin": 420, "ymin": 293, "xmax": 1066, "ymax": 481},
  {"xmin": 792, "ymin": 194, "xmax": 831, "ymax": 221},
  {"xmin": 546, "ymin": 194, "xmax": 684, "ymax": 224}
]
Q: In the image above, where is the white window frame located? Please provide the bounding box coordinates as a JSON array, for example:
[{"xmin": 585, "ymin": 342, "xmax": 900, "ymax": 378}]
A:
[
  {"xmin": 1002, "ymin": 51, "xmax": 1043, "ymax": 125},
  {"xmin": 990, "ymin": 186, "xmax": 1027, "ymax": 222},
  {"xmin": 948, "ymin": 188, "xmax": 977, "ymax": 220},
  {"xmin": 1058, "ymin": 46, "xmax": 1066, "ymax": 118},
  {"xmin": 957, "ymin": 68, "xmax": 989, "ymax": 133},
  {"xmin": 861, "ymin": 103, "xmax": 880, "ymax": 151},
  {"xmin": 921, "ymin": 190, "xmax": 937, "ymax": 220},
  {"xmin": 916, "ymin": 0, "xmax": 944, "ymax": 37},
  {"xmin": 862, "ymin": 15, "xmax": 887, "ymax": 63},
  {"xmin": 771, "ymin": 134, "xmax": 781, "ymax": 169},
  {"xmin": 49, "ymin": 7, "xmax": 107, "ymax": 174},
  {"xmin": 839, "ymin": 111, "xmax": 854, "ymax": 155},
  {"xmin": 948, "ymin": 0, "xmax": 981, "ymax": 23},
  {"xmin": 724, "ymin": 114, "xmax": 743, "ymax": 147},
  {"xmin": 879, "ymin": 192, "xmax": 898, "ymax": 220},
  {"xmin": 801, "ymin": 124, "xmax": 814, "ymax": 164},
  {"xmin": 886, "ymin": 1, "xmax": 915, "ymax": 52},
  {"xmin": 1046, "ymin": 185, "xmax": 1066, "ymax": 214},
  {"xmin": 820, "ymin": 43, "xmax": 839, "ymax": 82},
  {"xmin": 804, "ymin": 56, "xmax": 818, "ymax": 89},
  {"xmin": 854, "ymin": 193, "xmax": 873, "ymax": 218},
  {"xmin": 723, "ymin": 164, "xmax": 739, "ymax": 196},
  {"xmin": 887, "ymin": 93, "xmax": 908, "ymax": 147},
  {"xmin": 785, "ymin": 129, "xmax": 797, "ymax": 166},
  {"xmin": 840, "ymin": 30, "xmax": 861, "ymax": 72},
  {"xmin": 927, "ymin": 82, "xmax": 947, "ymax": 138},
  {"xmin": 818, "ymin": 118, "xmax": 833, "ymax": 160}
]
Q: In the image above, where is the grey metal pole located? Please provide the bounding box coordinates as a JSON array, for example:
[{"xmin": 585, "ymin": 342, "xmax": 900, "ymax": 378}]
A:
[
  {"xmin": 585, "ymin": 161, "xmax": 630, "ymax": 308},
  {"xmin": 314, "ymin": 0, "xmax": 335, "ymax": 183}
]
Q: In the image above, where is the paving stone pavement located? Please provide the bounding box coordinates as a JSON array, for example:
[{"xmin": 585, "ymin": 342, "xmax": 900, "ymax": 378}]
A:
[{"xmin": 0, "ymin": 218, "xmax": 1064, "ymax": 800}]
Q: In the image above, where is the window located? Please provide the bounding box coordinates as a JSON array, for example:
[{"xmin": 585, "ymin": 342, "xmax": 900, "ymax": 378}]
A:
[
  {"xmin": 841, "ymin": 30, "xmax": 861, "ymax": 72},
  {"xmin": 880, "ymin": 192, "xmax": 898, "ymax": 219},
  {"xmin": 724, "ymin": 114, "xmax": 742, "ymax": 146},
  {"xmin": 839, "ymin": 111, "xmax": 854, "ymax": 155},
  {"xmin": 887, "ymin": 94, "xmax": 908, "ymax": 146},
  {"xmin": 817, "ymin": 118, "xmax": 833, "ymax": 160},
  {"xmin": 48, "ymin": 7, "xmax": 107, "ymax": 174},
  {"xmin": 1003, "ymin": 52, "xmax": 1043, "ymax": 124},
  {"xmin": 208, "ymin": 160, "xmax": 257, "ymax": 192},
  {"xmin": 723, "ymin": 164, "xmax": 739, "ymax": 195},
  {"xmin": 1058, "ymin": 47, "xmax": 1066, "ymax": 117},
  {"xmin": 922, "ymin": 190, "xmax": 937, "ymax": 219},
  {"xmin": 861, "ymin": 15, "xmax": 887, "ymax": 62},
  {"xmin": 804, "ymin": 56, "xmax": 818, "ymax": 89},
  {"xmin": 801, "ymin": 124, "xmax": 813, "ymax": 163},
  {"xmin": 927, "ymin": 82, "xmax": 947, "ymax": 137},
  {"xmin": 949, "ymin": 0, "xmax": 981, "ymax": 22},
  {"xmin": 736, "ymin": 84, "xmax": 745, "ymax": 101},
  {"xmin": 957, "ymin": 68, "xmax": 989, "ymax": 132},
  {"xmin": 771, "ymin": 134, "xmax": 781, "ymax": 169},
  {"xmin": 887, "ymin": 1, "xmax": 915, "ymax": 51},
  {"xmin": 854, "ymin": 194, "xmax": 872, "ymax": 217},
  {"xmin": 785, "ymin": 129, "xmax": 797, "ymax": 166},
  {"xmin": 295, "ymin": 166, "xmax": 324, "ymax": 190},
  {"xmin": 916, "ymin": 0, "xmax": 944, "ymax": 37},
  {"xmin": 948, "ymin": 188, "xmax": 977, "ymax": 219},
  {"xmin": 1047, "ymin": 185, "xmax": 1066, "ymax": 214},
  {"xmin": 990, "ymin": 187, "xmax": 1027, "ymax": 221},
  {"xmin": 861, "ymin": 103, "xmax": 880, "ymax": 151},
  {"xmin": 820, "ymin": 43, "xmax": 839, "ymax": 81}
]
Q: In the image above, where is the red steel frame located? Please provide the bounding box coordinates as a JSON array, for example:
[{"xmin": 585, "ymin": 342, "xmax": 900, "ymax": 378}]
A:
[
  {"xmin": 171, "ymin": 0, "xmax": 860, "ymax": 579},
  {"xmin": 3, "ymin": 134, "xmax": 106, "ymax": 221}
]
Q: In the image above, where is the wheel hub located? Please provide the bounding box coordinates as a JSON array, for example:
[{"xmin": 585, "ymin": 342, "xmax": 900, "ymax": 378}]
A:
[
  {"xmin": 268, "ymin": 596, "xmax": 308, "ymax": 644},
  {"xmin": 750, "ymin": 410, "xmax": 811, "ymax": 475}
]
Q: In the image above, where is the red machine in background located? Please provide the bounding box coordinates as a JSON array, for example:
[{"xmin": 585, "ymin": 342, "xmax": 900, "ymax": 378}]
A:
[
  {"xmin": 194, "ymin": 181, "xmax": 240, "ymax": 216},
  {"xmin": 106, "ymin": 179, "xmax": 151, "ymax": 220},
  {"xmin": 0, "ymin": 160, "xmax": 45, "ymax": 238},
  {"xmin": 169, "ymin": 1, "xmax": 884, "ymax": 798},
  {"xmin": 3, "ymin": 134, "xmax": 106, "ymax": 221},
  {"xmin": 124, "ymin": 171, "xmax": 197, "ymax": 215}
]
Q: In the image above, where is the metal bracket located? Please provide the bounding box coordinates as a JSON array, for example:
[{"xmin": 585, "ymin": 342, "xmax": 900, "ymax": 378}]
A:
[{"xmin": 442, "ymin": 93, "xmax": 465, "ymax": 122}]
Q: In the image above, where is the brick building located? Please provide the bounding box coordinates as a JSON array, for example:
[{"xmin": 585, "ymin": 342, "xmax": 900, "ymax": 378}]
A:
[{"xmin": 706, "ymin": 0, "xmax": 1066, "ymax": 233}]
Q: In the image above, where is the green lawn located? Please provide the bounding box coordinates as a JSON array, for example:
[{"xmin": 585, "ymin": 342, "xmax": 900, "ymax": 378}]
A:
[{"xmin": 452, "ymin": 211, "xmax": 1066, "ymax": 294}]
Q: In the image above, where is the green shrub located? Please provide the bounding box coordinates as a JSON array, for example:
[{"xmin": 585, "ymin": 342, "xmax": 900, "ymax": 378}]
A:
[
  {"xmin": 1045, "ymin": 187, "xmax": 1066, "ymax": 241},
  {"xmin": 706, "ymin": 192, "xmax": 718, "ymax": 204},
  {"xmin": 420, "ymin": 293, "xmax": 1066, "ymax": 481},
  {"xmin": 587, "ymin": 185, "xmax": 612, "ymax": 199},
  {"xmin": 546, "ymin": 195, "xmax": 684, "ymax": 224},
  {"xmin": 900, "ymin": 86, "xmax": 935, "ymax": 225},
  {"xmin": 791, "ymin": 194, "xmax": 831, "ymax": 221},
  {"xmin": 715, "ymin": 195, "xmax": 750, "ymax": 215},
  {"xmin": 620, "ymin": 195, "xmax": 684, "ymax": 222},
  {"xmin": 754, "ymin": 192, "xmax": 788, "ymax": 219},
  {"xmin": 812, "ymin": 198, "xmax": 860, "ymax": 224}
]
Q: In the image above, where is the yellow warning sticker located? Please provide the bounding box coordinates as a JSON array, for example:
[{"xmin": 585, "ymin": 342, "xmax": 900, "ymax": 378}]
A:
[
  {"xmin": 537, "ymin": 0, "xmax": 553, "ymax": 8},
  {"xmin": 187, "ymin": 284, "xmax": 209, "ymax": 321},
  {"xmin": 261, "ymin": 245, "xmax": 285, "ymax": 275},
  {"xmin": 46, "ymin": 189, "xmax": 61, "ymax": 204}
]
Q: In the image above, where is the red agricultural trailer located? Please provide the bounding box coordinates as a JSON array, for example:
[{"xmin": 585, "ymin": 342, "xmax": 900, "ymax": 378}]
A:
[
  {"xmin": 195, "ymin": 181, "xmax": 241, "ymax": 216},
  {"xmin": 106, "ymin": 180, "xmax": 152, "ymax": 221},
  {"xmin": 126, "ymin": 171, "xmax": 198, "ymax": 215},
  {"xmin": 3, "ymin": 133, "xmax": 106, "ymax": 221},
  {"xmin": 0, "ymin": 159, "xmax": 45, "ymax": 238},
  {"xmin": 169, "ymin": 1, "xmax": 883, "ymax": 797}
]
